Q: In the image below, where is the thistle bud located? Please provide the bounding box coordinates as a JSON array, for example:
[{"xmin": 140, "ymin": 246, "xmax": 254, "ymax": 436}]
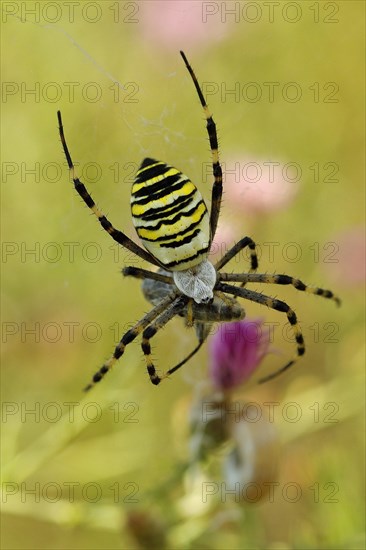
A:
[{"xmin": 209, "ymin": 319, "xmax": 271, "ymax": 390}]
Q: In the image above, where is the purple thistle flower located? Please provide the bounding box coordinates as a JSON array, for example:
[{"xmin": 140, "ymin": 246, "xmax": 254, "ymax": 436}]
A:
[{"xmin": 209, "ymin": 318, "xmax": 271, "ymax": 390}]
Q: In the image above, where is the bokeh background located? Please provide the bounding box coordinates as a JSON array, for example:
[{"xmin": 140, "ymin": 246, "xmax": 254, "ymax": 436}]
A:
[{"xmin": 1, "ymin": 1, "xmax": 365, "ymax": 548}]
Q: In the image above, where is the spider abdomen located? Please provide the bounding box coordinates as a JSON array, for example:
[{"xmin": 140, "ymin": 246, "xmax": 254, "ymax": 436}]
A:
[{"xmin": 131, "ymin": 158, "xmax": 210, "ymax": 271}]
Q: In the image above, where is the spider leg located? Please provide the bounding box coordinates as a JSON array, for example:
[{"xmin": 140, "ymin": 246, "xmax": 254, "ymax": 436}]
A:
[
  {"xmin": 57, "ymin": 111, "xmax": 160, "ymax": 267},
  {"xmin": 123, "ymin": 268, "xmax": 205, "ymax": 377},
  {"xmin": 141, "ymin": 295, "xmax": 189, "ymax": 385},
  {"xmin": 165, "ymin": 339, "xmax": 205, "ymax": 378},
  {"xmin": 83, "ymin": 294, "xmax": 177, "ymax": 392},
  {"xmin": 216, "ymin": 282, "xmax": 306, "ymax": 383},
  {"xmin": 215, "ymin": 236, "xmax": 259, "ymax": 272},
  {"xmin": 180, "ymin": 51, "xmax": 222, "ymax": 241},
  {"xmin": 122, "ymin": 266, "xmax": 173, "ymax": 284},
  {"xmin": 218, "ymin": 273, "xmax": 341, "ymax": 306}
]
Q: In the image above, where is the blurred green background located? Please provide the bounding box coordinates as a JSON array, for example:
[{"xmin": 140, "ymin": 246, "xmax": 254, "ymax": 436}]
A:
[{"xmin": 1, "ymin": 1, "xmax": 364, "ymax": 549}]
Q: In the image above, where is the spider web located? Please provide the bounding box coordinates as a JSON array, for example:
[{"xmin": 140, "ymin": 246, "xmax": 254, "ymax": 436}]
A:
[{"xmin": 8, "ymin": 13, "xmax": 212, "ymax": 255}]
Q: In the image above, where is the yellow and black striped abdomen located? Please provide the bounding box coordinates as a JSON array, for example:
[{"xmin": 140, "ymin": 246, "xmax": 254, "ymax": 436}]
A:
[{"xmin": 131, "ymin": 158, "xmax": 210, "ymax": 271}]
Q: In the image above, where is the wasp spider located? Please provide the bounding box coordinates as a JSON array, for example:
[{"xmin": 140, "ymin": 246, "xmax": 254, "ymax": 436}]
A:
[{"xmin": 57, "ymin": 51, "xmax": 340, "ymax": 391}]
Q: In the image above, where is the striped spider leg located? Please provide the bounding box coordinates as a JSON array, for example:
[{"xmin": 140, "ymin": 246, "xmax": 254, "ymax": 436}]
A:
[{"xmin": 216, "ymin": 277, "xmax": 340, "ymax": 383}]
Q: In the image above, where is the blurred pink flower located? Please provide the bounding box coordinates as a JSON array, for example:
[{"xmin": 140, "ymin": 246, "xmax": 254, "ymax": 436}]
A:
[
  {"xmin": 325, "ymin": 226, "xmax": 366, "ymax": 286},
  {"xmin": 139, "ymin": 1, "xmax": 231, "ymax": 51},
  {"xmin": 209, "ymin": 318, "xmax": 270, "ymax": 390},
  {"xmin": 209, "ymin": 222, "xmax": 236, "ymax": 260},
  {"xmin": 224, "ymin": 157, "xmax": 299, "ymax": 214}
]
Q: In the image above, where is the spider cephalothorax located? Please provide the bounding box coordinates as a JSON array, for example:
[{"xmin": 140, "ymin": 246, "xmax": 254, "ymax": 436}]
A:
[{"xmin": 57, "ymin": 51, "xmax": 340, "ymax": 391}]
